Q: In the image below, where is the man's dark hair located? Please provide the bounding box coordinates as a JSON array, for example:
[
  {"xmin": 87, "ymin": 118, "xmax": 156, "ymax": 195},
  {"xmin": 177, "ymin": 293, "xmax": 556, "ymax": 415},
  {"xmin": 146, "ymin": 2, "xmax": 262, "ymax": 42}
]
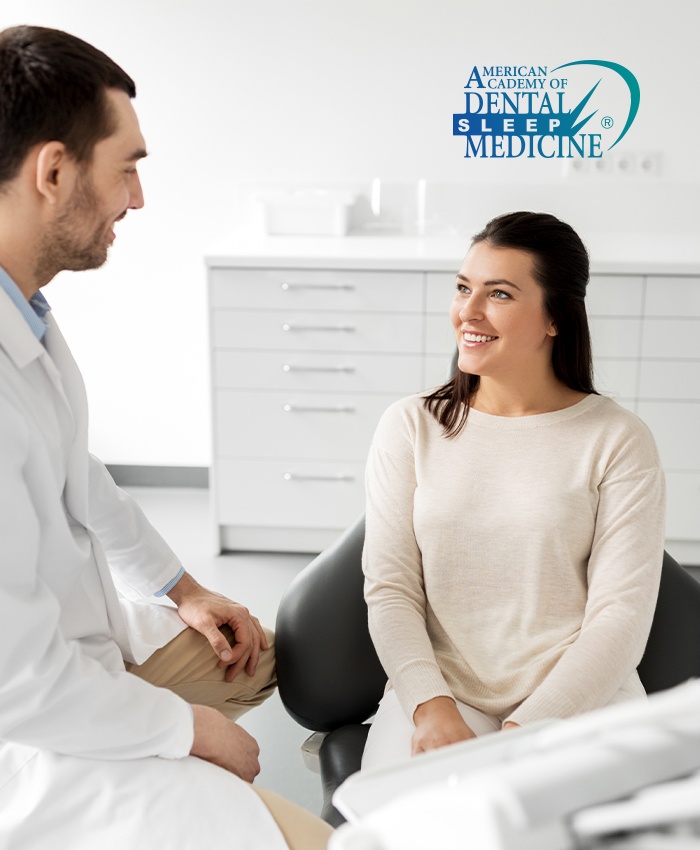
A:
[
  {"xmin": 424, "ymin": 211, "xmax": 598, "ymax": 436},
  {"xmin": 0, "ymin": 25, "xmax": 136, "ymax": 186}
]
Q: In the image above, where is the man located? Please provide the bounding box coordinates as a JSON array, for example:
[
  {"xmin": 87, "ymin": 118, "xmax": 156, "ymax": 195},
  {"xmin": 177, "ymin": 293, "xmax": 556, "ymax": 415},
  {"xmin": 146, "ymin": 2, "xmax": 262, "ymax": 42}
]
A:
[{"xmin": 0, "ymin": 25, "xmax": 331, "ymax": 850}]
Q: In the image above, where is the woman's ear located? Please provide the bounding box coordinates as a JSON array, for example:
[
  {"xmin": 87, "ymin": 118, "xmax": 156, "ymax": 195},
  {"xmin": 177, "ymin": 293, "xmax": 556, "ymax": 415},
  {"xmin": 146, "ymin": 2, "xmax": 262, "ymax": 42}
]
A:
[
  {"xmin": 546, "ymin": 320, "xmax": 558, "ymax": 337},
  {"xmin": 35, "ymin": 141, "xmax": 71, "ymax": 204}
]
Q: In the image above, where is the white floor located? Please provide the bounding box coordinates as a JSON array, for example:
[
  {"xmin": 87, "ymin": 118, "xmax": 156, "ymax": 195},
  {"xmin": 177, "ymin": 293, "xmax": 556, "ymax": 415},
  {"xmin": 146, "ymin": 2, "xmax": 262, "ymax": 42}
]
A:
[{"xmin": 124, "ymin": 485, "xmax": 324, "ymax": 817}]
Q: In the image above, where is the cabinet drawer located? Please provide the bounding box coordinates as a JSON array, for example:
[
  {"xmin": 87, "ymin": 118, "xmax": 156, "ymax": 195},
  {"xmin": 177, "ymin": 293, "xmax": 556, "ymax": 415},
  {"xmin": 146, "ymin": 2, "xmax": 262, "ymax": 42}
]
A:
[
  {"xmin": 637, "ymin": 401, "xmax": 700, "ymax": 471},
  {"xmin": 665, "ymin": 472, "xmax": 700, "ymax": 541},
  {"xmin": 645, "ymin": 277, "xmax": 700, "ymax": 317},
  {"xmin": 214, "ymin": 350, "xmax": 423, "ymax": 393},
  {"xmin": 215, "ymin": 390, "xmax": 399, "ymax": 460},
  {"xmin": 426, "ymin": 272, "xmax": 458, "ymax": 314},
  {"xmin": 586, "ymin": 276, "xmax": 644, "ymax": 316},
  {"xmin": 212, "ymin": 309, "xmax": 423, "ymax": 354},
  {"xmin": 210, "ymin": 268, "xmax": 423, "ymax": 312},
  {"xmin": 425, "ymin": 354, "xmax": 458, "ymax": 389},
  {"xmin": 639, "ymin": 361, "xmax": 700, "ymax": 401},
  {"xmin": 590, "ymin": 317, "xmax": 642, "ymax": 358},
  {"xmin": 425, "ymin": 314, "xmax": 457, "ymax": 356},
  {"xmin": 216, "ymin": 458, "xmax": 365, "ymax": 529},
  {"xmin": 641, "ymin": 318, "xmax": 700, "ymax": 359},
  {"xmin": 594, "ymin": 359, "xmax": 638, "ymax": 400}
]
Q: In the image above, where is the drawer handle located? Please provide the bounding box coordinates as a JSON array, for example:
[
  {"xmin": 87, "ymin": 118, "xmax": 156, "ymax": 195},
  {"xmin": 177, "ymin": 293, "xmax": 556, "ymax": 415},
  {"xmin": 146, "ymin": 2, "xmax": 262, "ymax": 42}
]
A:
[
  {"xmin": 283, "ymin": 403, "xmax": 356, "ymax": 413},
  {"xmin": 282, "ymin": 364, "xmax": 356, "ymax": 374},
  {"xmin": 281, "ymin": 323, "xmax": 356, "ymax": 332},
  {"xmin": 281, "ymin": 283, "xmax": 356, "ymax": 291},
  {"xmin": 283, "ymin": 472, "xmax": 356, "ymax": 482}
]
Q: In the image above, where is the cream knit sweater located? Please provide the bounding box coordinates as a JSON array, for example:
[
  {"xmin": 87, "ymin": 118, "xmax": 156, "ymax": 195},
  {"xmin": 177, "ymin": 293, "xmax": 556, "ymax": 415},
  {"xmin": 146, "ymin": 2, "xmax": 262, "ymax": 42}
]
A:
[{"xmin": 363, "ymin": 393, "xmax": 666, "ymax": 727}]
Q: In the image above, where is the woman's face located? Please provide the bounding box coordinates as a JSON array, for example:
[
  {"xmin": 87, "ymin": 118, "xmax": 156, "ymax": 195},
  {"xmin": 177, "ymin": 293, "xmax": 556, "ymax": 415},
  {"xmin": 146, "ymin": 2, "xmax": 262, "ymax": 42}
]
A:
[{"xmin": 450, "ymin": 241, "xmax": 557, "ymax": 382}]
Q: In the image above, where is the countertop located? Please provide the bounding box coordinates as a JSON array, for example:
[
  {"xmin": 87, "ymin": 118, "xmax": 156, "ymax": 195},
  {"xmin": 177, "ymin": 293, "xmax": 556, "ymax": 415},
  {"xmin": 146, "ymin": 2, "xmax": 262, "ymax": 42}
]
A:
[{"xmin": 206, "ymin": 232, "xmax": 700, "ymax": 276}]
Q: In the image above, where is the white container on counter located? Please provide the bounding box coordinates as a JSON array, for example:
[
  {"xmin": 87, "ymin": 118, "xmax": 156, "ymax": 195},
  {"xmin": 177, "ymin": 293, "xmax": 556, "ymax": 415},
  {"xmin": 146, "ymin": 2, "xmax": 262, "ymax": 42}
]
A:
[{"xmin": 257, "ymin": 189, "xmax": 357, "ymax": 236}]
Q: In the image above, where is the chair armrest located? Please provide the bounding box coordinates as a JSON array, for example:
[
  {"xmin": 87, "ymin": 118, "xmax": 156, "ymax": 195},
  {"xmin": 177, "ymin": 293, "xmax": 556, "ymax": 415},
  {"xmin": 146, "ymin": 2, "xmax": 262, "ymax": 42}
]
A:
[{"xmin": 276, "ymin": 514, "xmax": 387, "ymax": 731}]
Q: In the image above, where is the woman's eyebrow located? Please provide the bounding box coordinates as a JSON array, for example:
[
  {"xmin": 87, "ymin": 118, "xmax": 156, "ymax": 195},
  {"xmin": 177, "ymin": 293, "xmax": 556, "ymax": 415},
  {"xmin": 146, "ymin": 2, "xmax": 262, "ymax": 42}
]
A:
[{"xmin": 456, "ymin": 273, "xmax": 522, "ymax": 292}]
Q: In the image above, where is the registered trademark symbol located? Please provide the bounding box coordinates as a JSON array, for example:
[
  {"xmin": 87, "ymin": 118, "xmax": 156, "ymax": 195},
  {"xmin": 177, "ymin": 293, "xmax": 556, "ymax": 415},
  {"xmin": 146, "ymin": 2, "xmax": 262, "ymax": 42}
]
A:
[{"xmin": 601, "ymin": 116, "xmax": 614, "ymax": 129}]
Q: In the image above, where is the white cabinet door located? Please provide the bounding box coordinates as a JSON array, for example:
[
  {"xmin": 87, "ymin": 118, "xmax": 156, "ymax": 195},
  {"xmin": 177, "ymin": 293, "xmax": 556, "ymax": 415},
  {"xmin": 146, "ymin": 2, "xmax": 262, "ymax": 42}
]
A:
[
  {"xmin": 216, "ymin": 459, "xmax": 366, "ymax": 529},
  {"xmin": 637, "ymin": 402, "xmax": 700, "ymax": 471},
  {"xmin": 639, "ymin": 361, "xmax": 700, "ymax": 401},
  {"xmin": 212, "ymin": 310, "xmax": 424, "ymax": 354},
  {"xmin": 426, "ymin": 272, "xmax": 458, "ymax": 314},
  {"xmin": 664, "ymin": 472, "xmax": 700, "ymax": 540},
  {"xmin": 210, "ymin": 268, "xmax": 423, "ymax": 312},
  {"xmin": 594, "ymin": 359, "xmax": 638, "ymax": 400},
  {"xmin": 589, "ymin": 317, "xmax": 642, "ymax": 358},
  {"xmin": 644, "ymin": 277, "xmax": 700, "ymax": 317},
  {"xmin": 586, "ymin": 275, "xmax": 644, "ymax": 316},
  {"xmin": 214, "ymin": 350, "xmax": 423, "ymax": 393},
  {"xmin": 215, "ymin": 390, "xmax": 401, "ymax": 461},
  {"xmin": 642, "ymin": 319, "xmax": 699, "ymax": 359}
]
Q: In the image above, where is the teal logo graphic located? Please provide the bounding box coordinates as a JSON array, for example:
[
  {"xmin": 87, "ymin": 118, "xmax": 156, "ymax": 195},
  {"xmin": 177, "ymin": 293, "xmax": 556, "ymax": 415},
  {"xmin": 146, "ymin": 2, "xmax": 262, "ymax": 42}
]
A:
[{"xmin": 453, "ymin": 61, "xmax": 640, "ymax": 159}]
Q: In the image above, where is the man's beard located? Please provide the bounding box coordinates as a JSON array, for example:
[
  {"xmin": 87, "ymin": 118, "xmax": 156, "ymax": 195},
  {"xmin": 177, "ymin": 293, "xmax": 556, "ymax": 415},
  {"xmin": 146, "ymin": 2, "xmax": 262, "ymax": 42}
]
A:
[{"xmin": 35, "ymin": 170, "xmax": 115, "ymax": 283}]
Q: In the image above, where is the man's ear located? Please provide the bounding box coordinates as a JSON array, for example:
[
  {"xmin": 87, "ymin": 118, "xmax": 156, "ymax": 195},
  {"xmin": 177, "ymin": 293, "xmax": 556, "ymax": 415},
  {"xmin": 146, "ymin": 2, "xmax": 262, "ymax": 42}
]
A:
[{"xmin": 35, "ymin": 141, "xmax": 72, "ymax": 204}]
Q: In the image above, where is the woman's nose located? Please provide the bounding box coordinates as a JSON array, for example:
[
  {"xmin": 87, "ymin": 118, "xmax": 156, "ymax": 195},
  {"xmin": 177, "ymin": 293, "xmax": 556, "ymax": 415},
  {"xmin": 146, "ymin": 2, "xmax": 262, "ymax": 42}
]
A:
[{"xmin": 459, "ymin": 294, "xmax": 485, "ymax": 322}]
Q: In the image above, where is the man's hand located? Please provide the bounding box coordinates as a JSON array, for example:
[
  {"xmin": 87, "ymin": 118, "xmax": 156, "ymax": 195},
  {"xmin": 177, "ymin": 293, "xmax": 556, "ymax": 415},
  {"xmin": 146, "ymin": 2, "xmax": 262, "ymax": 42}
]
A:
[
  {"xmin": 191, "ymin": 704, "xmax": 260, "ymax": 782},
  {"xmin": 167, "ymin": 572, "xmax": 267, "ymax": 681},
  {"xmin": 411, "ymin": 696, "xmax": 477, "ymax": 755}
]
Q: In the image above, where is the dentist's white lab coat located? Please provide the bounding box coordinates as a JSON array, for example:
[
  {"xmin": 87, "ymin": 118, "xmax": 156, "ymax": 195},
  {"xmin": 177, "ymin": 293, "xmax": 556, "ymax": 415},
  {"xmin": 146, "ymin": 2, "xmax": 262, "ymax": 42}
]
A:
[{"xmin": 0, "ymin": 290, "xmax": 286, "ymax": 850}]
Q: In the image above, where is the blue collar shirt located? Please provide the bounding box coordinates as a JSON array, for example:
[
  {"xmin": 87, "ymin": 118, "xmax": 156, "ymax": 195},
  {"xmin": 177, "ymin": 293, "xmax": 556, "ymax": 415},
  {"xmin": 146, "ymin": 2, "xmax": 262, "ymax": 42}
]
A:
[{"xmin": 0, "ymin": 266, "xmax": 50, "ymax": 341}]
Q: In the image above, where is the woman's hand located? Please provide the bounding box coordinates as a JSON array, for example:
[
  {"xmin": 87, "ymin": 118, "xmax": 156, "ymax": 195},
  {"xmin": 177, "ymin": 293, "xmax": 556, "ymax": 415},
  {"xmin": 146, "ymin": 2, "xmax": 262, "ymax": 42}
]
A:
[{"xmin": 411, "ymin": 696, "xmax": 476, "ymax": 755}]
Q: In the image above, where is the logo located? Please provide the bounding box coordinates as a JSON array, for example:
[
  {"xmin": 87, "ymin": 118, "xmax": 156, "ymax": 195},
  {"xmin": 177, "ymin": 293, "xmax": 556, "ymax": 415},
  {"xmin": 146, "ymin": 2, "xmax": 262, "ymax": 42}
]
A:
[{"xmin": 452, "ymin": 61, "xmax": 640, "ymax": 160}]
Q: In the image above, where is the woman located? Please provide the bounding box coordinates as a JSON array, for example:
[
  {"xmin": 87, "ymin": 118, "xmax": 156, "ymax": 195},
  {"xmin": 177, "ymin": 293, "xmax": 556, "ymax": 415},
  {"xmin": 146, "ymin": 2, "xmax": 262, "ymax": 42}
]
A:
[{"xmin": 361, "ymin": 211, "xmax": 666, "ymax": 770}]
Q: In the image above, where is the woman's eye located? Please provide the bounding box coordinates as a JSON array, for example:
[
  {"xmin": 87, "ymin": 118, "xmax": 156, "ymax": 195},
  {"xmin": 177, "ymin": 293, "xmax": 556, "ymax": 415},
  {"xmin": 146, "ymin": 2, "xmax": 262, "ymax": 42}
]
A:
[
  {"xmin": 491, "ymin": 289, "xmax": 510, "ymax": 299},
  {"xmin": 456, "ymin": 283, "xmax": 470, "ymax": 294}
]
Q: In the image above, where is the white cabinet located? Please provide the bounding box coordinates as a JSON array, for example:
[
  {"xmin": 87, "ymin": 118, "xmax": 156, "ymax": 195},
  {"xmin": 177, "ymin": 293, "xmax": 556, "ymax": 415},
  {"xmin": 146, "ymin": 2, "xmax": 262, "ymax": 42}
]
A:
[
  {"xmin": 586, "ymin": 274, "xmax": 700, "ymax": 562},
  {"xmin": 208, "ymin": 251, "xmax": 700, "ymax": 561},
  {"xmin": 637, "ymin": 276, "xmax": 700, "ymax": 563},
  {"xmin": 209, "ymin": 266, "xmax": 427, "ymax": 552}
]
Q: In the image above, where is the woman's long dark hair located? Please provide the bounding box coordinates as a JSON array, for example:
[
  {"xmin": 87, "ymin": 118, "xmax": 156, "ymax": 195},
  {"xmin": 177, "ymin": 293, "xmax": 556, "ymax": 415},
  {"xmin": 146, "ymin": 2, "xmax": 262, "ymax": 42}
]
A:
[{"xmin": 424, "ymin": 211, "xmax": 598, "ymax": 437}]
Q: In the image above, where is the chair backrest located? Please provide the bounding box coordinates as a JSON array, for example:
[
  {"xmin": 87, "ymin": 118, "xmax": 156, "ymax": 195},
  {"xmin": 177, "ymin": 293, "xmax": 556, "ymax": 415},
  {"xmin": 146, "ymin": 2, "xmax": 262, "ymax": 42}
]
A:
[
  {"xmin": 638, "ymin": 550, "xmax": 700, "ymax": 693},
  {"xmin": 276, "ymin": 517, "xmax": 700, "ymax": 730},
  {"xmin": 276, "ymin": 514, "xmax": 387, "ymax": 732}
]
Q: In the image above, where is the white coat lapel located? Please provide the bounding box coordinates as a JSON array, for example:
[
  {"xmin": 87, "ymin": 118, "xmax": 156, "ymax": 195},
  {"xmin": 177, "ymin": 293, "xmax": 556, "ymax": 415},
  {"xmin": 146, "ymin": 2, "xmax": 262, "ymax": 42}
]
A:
[
  {"xmin": 42, "ymin": 313, "xmax": 90, "ymax": 522},
  {"xmin": 41, "ymin": 311, "xmax": 137, "ymax": 657}
]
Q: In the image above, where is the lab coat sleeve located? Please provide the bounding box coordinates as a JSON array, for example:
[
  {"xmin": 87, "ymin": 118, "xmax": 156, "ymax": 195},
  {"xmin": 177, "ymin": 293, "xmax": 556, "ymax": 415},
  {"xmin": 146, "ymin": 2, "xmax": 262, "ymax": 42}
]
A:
[
  {"xmin": 0, "ymin": 398, "xmax": 193, "ymax": 760},
  {"xmin": 363, "ymin": 400, "xmax": 455, "ymax": 720},
  {"xmin": 85, "ymin": 453, "xmax": 183, "ymax": 598}
]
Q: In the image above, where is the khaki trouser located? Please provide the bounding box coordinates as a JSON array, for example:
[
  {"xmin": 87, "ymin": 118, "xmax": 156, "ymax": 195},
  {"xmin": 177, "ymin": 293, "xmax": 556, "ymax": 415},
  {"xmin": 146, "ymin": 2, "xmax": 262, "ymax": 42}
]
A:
[{"xmin": 126, "ymin": 624, "xmax": 332, "ymax": 850}]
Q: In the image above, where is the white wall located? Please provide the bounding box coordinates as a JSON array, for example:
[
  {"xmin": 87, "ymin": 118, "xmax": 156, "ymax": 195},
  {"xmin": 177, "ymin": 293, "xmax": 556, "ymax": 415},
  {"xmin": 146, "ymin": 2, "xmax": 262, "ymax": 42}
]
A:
[{"xmin": 1, "ymin": 0, "xmax": 697, "ymax": 465}]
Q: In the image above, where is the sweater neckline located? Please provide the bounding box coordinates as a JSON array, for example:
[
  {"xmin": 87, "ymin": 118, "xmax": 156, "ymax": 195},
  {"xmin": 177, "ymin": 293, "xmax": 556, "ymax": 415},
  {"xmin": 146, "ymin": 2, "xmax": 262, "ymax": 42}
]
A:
[{"xmin": 464, "ymin": 393, "xmax": 605, "ymax": 429}]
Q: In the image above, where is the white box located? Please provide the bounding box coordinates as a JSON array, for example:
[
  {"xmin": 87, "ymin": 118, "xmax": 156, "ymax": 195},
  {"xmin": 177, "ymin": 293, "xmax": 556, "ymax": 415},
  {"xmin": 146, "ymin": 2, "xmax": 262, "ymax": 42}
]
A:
[{"xmin": 258, "ymin": 190, "xmax": 356, "ymax": 236}]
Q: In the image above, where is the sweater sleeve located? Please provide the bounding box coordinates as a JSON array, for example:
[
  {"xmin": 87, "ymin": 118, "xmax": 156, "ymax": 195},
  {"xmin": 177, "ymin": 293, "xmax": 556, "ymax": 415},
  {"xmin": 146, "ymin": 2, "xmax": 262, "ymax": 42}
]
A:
[
  {"xmin": 363, "ymin": 400, "xmax": 454, "ymax": 721},
  {"xmin": 507, "ymin": 418, "xmax": 666, "ymax": 726}
]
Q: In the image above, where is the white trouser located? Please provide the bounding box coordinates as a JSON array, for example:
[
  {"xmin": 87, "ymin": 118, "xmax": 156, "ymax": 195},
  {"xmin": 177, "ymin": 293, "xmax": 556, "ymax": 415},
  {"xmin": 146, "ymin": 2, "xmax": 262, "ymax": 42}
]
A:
[{"xmin": 362, "ymin": 676, "xmax": 645, "ymax": 772}]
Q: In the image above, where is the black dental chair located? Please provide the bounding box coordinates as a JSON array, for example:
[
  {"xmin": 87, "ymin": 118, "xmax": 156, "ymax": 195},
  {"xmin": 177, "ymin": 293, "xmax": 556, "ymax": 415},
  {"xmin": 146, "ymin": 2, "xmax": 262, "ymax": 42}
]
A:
[{"xmin": 275, "ymin": 518, "xmax": 700, "ymax": 827}]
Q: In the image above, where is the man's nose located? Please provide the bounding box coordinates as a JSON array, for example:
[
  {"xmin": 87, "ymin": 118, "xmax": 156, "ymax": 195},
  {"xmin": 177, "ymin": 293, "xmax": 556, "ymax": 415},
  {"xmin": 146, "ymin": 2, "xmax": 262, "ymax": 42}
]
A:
[{"xmin": 129, "ymin": 171, "xmax": 145, "ymax": 210}]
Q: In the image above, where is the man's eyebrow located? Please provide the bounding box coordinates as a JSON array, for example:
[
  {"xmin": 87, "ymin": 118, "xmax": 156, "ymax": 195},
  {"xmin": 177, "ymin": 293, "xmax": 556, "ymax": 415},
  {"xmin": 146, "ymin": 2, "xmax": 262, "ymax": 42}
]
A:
[
  {"xmin": 126, "ymin": 148, "xmax": 148, "ymax": 162},
  {"xmin": 456, "ymin": 273, "xmax": 521, "ymax": 291}
]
